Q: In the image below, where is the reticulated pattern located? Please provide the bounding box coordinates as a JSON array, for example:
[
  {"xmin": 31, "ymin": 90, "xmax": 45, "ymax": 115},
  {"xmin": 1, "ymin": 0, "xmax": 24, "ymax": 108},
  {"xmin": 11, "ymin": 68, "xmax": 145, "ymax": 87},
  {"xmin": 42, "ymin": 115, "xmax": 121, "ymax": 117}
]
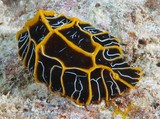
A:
[{"xmin": 16, "ymin": 10, "xmax": 142, "ymax": 106}]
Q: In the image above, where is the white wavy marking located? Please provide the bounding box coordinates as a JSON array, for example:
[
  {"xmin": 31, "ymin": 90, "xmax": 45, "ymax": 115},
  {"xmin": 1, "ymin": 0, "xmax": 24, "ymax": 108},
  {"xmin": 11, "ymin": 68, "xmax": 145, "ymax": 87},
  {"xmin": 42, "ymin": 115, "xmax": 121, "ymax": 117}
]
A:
[
  {"xmin": 93, "ymin": 36, "xmax": 108, "ymax": 42},
  {"xmin": 117, "ymin": 70, "xmax": 138, "ymax": 80},
  {"xmin": 52, "ymin": 18, "xmax": 65, "ymax": 25},
  {"xmin": 104, "ymin": 40, "xmax": 119, "ymax": 46},
  {"xmin": 83, "ymin": 26, "xmax": 99, "ymax": 34},
  {"xmin": 50, "ymin": 65, "xmax": 62, "ymax": 90},
  {"xmin": 43, "ymin": 28, "xmax": 47, "ymax": 33},
  {"xmin": 35, "ymin": 25, "xmax": 45, "ymax": 32},
  {"xmin": 91, "ymin": 77, "xmax": 101, "ymax": 101},
  {"xmin": 65, "ymin": 71, "xmax": 87, "ymax": 100},
  {"xmin": 46, "ymin": 16, "xmax": 56, "ymax": 19},
  {"xmin": 102, "ymin": 49, "xmax": 120, "ymax": 60},
  {"xmin": 47, "ymin": 15, "xmax": 71, "ymax": 23},
  {"xmin": 29, "ymin": 66, "xmax": 34, "ymax": 72},
  {"xmin": 40, "ymin": 25, "xmax": 44, "ymax": 30},
  {"xmin": 35, "ymin": 26, "xmax": 39, "ymax": 32},
  {"xmin": 38, "ymin": 61, "xmax": 48, "ymax": 85},
  {"xmin": 51, "ymin": 19, "xmax": 70, "ymax": 28},
  {"xmin": 70, "ymin": 31, "xmax": 78, "ymax": 39},
  {"xmin": 34, "ymin": 25, "xmax": 46, "ymax": 43},
  {"xmin": 107, "ymin": 81, "xmax": 114, "ymax": 96},
  {"xmin": 38, "ymin": 36, "xmax": 45, "ymax": 43},
  {"xmin": 18, "ymin": 33, "xmax": 29, "ymax": 49},
  {"xmin": 73, "ymin": 77, "xmax": 83, "ymax": 100},
  {"xmin": 21, "ymin": 44, "xmax": 28, "ymax": 59},
  {"xmin": 19, "ymin": 32, "xmax": 28, "ymax": 42},
  {"xmin": 93, "ymin": 36, "xmax": 117, "ymax": 44},
  {"xmin": 110, "ymin": 62, "xmax": 127, "ymax": 68},
  {"xmin": 78, "ymin": 38, "xmax": 84, "ymax": 45},
  {"xmin": 106, "ymin": 49, "xmax": 120, "ymax": 57},
  {"xmin": 28, "ymin": 44, "xmax": 35, "ymax": 70},
  {"xmin": 135, "ymin": 71, "xmax": 140, "ymax": 75},
  {"xmin": 110, "ymin": 72, "xmax": 121, "ymax": 94},
  {"xmin": 105, "ymin": 72, "xmax": 120, "ymax": 96},
  {"xmin": 131, "ymin": 82, "xmax": 137, "ymax": 85},
  {"xmin": 59, "ymin": 46, "xmax": 67, "ymax": 53},
  {"xmin": 66, "ymin": 31, "xmax": 71, "ymax": 34}
]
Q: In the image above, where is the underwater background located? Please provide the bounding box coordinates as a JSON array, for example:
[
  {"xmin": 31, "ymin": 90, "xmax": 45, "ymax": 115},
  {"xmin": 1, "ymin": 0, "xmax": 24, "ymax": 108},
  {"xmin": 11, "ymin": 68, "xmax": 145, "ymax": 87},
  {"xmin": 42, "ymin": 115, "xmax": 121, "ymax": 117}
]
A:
[{"xmin": 0, "ymin": 0, "xmax": 159, "ymax": 118}]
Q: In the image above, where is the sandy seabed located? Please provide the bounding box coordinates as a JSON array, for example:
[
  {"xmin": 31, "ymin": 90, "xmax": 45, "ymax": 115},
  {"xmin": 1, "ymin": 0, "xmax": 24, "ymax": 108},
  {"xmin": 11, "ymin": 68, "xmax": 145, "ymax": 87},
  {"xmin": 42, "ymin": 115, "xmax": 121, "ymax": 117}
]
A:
[{"xmin": 0, "ymin": 0, "xmax": 160, "ymax": 119}]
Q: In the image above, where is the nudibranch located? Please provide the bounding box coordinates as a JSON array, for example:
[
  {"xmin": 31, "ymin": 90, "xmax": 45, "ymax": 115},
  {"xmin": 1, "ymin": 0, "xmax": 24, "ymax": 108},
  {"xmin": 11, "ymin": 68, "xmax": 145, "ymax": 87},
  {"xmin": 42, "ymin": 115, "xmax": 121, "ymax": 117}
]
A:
[{"xmin": 16, "ymin": 10, "xmax": 142, "ymax": 106}]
